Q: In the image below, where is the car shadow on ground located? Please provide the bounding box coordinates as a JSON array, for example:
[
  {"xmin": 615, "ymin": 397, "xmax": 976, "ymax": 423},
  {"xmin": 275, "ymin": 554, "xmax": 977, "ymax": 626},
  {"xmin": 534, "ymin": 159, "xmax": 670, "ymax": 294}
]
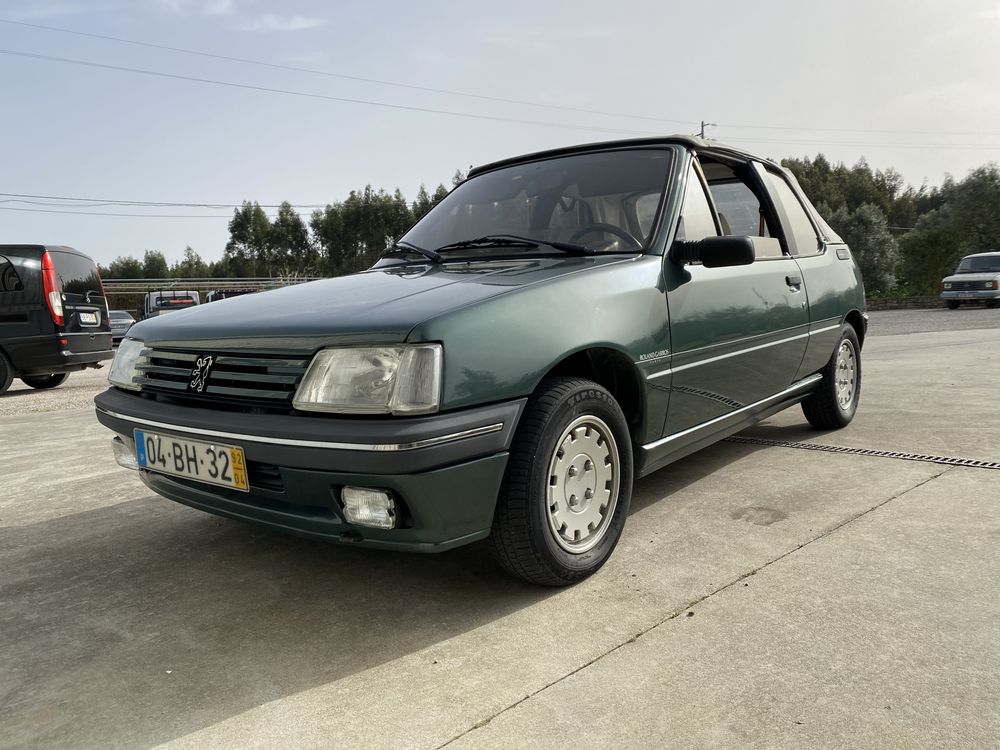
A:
[{"xmin": 0, "ymin": 436, "xmax": 774, "ymax": 748}]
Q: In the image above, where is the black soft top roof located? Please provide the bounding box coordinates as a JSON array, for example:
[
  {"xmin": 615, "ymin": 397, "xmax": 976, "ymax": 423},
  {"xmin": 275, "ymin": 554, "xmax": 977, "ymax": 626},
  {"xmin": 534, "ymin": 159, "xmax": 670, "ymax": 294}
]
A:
[{"xmin": 468, "ymin": 135, "xmax": 781, "ymax": 177}]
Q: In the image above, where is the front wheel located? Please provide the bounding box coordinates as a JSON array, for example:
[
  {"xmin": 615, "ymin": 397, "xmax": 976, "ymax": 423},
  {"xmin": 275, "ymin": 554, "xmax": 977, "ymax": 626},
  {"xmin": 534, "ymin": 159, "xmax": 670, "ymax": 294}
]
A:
[
  {"xmin": 801, "ymin": 324, "xmax": 861, "ymax": 429},
  {"xmin": 20, "ymin": 373, "xmax": 69, "ymax": 390},
  {"xmin": 946, "ymin": 300, "xmax": 960, "ymax": 309},
  {"xmin": 489, "ymin": 377, "xmax": 633, "ymax": 586}
]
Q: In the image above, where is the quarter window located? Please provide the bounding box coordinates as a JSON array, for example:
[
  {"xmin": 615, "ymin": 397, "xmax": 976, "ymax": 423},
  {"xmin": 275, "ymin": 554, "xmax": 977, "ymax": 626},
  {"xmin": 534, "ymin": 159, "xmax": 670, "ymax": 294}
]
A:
[
  {"xmin": 0, "ymin": 256, "xmax": 23, "ymax": 293},
  {"xmin": 675, "ymin": 164, "xmax": 718, "ymax": 241},
  {"xmin": 765, "ymin": 172, "xmax": 820, "ymax": 255}
]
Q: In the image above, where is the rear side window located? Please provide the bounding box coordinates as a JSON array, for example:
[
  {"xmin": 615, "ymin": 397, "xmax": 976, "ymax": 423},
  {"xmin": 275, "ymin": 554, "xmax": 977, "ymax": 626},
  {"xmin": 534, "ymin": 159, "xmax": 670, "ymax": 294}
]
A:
[
  {"xmin": 0, "ymin": 255, "xmax": 24, "ymax": 293},
  {"xmin": 51, "ymin": 251, "xmax": 102, "ymax": 297},
  {"xmin": 764, "ymin": 173, "xmax": 821, "ymax": 256},
  {"xmin": 708, "ymin": 182, "xmax": 770, "ymax": 237}
]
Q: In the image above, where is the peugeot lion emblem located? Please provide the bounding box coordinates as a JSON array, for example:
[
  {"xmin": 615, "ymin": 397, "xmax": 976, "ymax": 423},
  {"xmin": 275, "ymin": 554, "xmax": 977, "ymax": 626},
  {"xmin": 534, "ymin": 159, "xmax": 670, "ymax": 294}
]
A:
[{"xmin": 188, "ymin": 355, "xmax": 215, "ymax": 393}]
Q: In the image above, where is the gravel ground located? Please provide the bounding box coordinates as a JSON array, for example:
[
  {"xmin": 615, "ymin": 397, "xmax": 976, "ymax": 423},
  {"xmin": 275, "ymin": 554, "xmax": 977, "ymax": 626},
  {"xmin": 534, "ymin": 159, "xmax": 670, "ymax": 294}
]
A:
[
  {"xmin": 0, "ymin": 365, "xmax": 110, "ymax": 417},
  {"xmin": 1, "ymin": 306, "xmax": 995, "ymax": 418}
]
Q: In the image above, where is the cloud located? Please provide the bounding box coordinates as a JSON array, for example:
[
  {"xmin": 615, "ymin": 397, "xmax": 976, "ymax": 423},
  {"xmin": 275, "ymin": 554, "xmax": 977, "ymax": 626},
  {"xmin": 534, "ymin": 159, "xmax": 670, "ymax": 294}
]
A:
[
  {"xmin": 7, "ymin": 2, "xmax": 122, "ymax": 20},
  {"xmin": 203, "ymin": 0, "xmax": 235, "ymax": 15},
  {"xmin": 155, "ymin": 0, "xmax": 236, "ymax": 16},
  {"xmin": 237, "ymin": 13, "xmax": 325, "ymax": 32}
]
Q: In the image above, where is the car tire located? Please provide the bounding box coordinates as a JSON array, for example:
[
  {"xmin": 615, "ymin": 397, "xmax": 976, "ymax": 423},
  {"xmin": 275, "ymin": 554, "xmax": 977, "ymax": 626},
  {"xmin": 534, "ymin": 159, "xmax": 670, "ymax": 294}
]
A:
[
  {"xmin": 489, "ymin": 377, "xmax": 633, "ymax": 586},
  {"xmin": 801, "ymin": 324, "xmax": 862, "ymax": 430},
  {"xmin": 20, "ymin": 373, "xmax": 69, "ymax": 390},
  {"xmin": 0, "ymin": 352, "xmax": 13, "ymax": 395},
  {"xmin": 986, "ymin": 301, "xmax": 998, "ymax": 309},
  {"xmin": 946, "ymin": 300, "xmax": 960, "ymax": 309}
]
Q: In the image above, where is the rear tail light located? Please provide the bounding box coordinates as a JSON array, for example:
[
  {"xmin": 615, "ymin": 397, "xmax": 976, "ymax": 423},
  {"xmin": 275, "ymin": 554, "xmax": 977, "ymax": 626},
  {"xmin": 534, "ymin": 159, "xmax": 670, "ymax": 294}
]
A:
[{"xmin": 41, "ymin": 251, "xmax": 65, "ymax": 326}]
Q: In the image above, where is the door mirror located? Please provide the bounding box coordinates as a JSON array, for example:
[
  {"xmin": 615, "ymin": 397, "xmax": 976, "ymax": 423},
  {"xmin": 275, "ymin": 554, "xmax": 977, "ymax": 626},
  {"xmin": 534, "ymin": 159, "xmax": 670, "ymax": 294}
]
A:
[{"xmin": 670, "ymin": 236, "xmax": 755, "ymax": 268}]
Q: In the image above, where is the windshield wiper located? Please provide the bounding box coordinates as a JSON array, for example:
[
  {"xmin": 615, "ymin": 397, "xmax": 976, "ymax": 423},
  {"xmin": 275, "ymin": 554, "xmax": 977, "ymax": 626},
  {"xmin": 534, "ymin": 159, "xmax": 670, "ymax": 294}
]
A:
[
  {"xmin": 386, "ymin": 240, "xmax": 444, "ymax": 264},
  {"xmin": 434, "ymin": 234, "xmax": 595, "ymax": 256}
]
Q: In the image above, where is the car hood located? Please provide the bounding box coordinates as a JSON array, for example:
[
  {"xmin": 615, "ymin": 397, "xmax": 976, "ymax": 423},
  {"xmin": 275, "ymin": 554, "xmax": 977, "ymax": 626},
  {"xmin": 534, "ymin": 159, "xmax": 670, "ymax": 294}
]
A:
[
  {"xmin": 127, "ymin": 255, "xmax": 634, "ymax": 352},
  {"xmin": 943, "ymin": 272, "xmax": 1000, "ymax": 283}
]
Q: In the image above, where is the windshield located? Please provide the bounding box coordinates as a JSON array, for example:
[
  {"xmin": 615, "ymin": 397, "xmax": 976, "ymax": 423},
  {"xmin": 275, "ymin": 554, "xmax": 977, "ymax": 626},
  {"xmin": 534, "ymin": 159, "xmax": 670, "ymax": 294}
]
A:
[
  {"xmin": 956, "ymin": 255, "xmax": 1000, "ymax": 273},
  {"xmin": 400, "ymin": 149, "xmax": 673, "ymax": 256}
]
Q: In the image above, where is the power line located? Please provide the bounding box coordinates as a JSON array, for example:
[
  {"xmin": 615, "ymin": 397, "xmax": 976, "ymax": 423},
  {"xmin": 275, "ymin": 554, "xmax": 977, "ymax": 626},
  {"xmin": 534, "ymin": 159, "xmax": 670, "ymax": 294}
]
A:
[
  {"xmin": 4, "ymin": 18, "xmax": 999, "ymax": 140},
  {"xmin": 0, "ymin": 206, "xmax": 238, "ymax": 218},
  {"xmin": 0, "ymin": 48, "xmax": 656, "ymax": 137},
  {"xmin": 5, "ymin": 48, "xmax": 996, "ymax": 152},
  {"xmin": 0, "ymin": 17, "xmax": 700, "ymax": 128},
  {"xmin": 0, "ymin": 192, "xmax": 325, "ymax": 209},
  {"xmin": 721, "ymin": 135, "xmax": 1000, "ymax": 151}
]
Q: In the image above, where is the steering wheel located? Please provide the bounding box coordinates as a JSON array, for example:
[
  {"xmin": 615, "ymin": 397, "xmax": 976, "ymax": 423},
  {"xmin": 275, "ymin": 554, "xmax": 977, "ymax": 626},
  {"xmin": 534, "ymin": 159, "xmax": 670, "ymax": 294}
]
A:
[{"xmin": 569, "ymin": 223, "xmax": 642, "ymax": 250}]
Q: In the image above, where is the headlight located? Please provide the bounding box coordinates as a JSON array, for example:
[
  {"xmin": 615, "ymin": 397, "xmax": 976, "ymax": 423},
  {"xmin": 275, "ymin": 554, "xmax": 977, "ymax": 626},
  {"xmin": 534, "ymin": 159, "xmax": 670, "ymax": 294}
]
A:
[
  {"xmin": 986, "ymin": 280, "xmax": 997, "ymax": 289},
  {"xmin": 943, "ymin": 282, "xmax": 952, "ymax": 289},
  {"xmin": 293, "ymin": 344, "xmax": 442, "ymax": 415},
  {"xmin": 108, "ymin": 338, "xmax": 145, "ymax": 390}
]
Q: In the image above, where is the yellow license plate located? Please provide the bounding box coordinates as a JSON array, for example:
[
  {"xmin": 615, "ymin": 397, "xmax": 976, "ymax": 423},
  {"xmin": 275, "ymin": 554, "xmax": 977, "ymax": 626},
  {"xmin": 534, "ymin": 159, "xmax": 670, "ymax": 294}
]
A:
[{"xmin": 134, "ymin": 430, "xmax": 249, "ymax": 492}]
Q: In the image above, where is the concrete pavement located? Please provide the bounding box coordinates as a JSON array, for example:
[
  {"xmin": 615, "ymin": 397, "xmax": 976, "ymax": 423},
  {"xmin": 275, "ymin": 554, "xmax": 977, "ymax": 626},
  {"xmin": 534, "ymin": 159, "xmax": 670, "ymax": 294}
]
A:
[{"xmin": 1, "ymin": 310, "xmax": 998, "ymax": 749}]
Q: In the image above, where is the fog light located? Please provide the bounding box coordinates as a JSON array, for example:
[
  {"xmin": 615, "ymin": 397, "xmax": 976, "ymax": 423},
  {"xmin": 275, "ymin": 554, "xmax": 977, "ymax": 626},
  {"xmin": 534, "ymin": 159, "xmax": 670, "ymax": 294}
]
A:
[
  {"xmin": 111, "ymin": 436, "xmax": 138, "ymax": 470},
  {"xmin": 341, "ymin": 487, "xmax": 396, "ymax": 529}
]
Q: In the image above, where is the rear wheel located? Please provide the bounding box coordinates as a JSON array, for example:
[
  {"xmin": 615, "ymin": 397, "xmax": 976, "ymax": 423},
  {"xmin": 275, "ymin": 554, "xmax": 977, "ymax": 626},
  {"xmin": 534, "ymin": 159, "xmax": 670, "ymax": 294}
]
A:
[
  {"xmin": 0, "ymin": 353, "xmax": 12, "ymax": 395},
  {"xmin": 20, "ymin": 373, "xmax": 69, "ymax": 390},
  {"xmin": 946, "ymin": 300, "xmax": 960, "ymax": 309},
  {"xmin": 801, "ymin": 324, "xmax": 861, "ymax": 430},
  {"xmin": 489, "ymin": 377, "xmax": 633, "ymax": 586}
]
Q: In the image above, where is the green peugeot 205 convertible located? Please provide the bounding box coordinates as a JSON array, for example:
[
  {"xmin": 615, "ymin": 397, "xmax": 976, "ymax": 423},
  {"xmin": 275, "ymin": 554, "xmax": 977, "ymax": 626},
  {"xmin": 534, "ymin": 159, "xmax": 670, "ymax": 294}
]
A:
[{"xmin": 96, "ymin": 136, "xmax": 866, "ymax": 585}]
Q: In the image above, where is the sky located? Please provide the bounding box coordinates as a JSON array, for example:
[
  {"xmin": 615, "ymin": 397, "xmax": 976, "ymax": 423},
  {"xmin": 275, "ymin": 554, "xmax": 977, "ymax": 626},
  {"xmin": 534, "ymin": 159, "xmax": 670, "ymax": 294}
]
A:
[{"xmin": 2, "ymin": 0, "xmax": 1000, "ymax": 267}]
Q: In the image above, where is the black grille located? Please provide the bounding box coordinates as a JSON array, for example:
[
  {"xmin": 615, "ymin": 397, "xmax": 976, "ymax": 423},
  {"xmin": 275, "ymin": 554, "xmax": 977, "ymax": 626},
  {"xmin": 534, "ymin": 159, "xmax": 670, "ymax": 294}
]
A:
[
  {"xmin": 949, "ymin": 280, "xmax": 991, "ymax": 290},
  {"xmin": 134, "ymin": 347, "xmax": 309, "ymax": 405}
]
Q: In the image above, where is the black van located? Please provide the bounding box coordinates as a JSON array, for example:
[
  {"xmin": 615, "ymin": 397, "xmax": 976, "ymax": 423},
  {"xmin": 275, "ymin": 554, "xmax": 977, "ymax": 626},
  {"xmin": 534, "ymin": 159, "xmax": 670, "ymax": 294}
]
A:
[{"xmin": 0, "ymin": 245, "xmax": 113, "ymax": 394}]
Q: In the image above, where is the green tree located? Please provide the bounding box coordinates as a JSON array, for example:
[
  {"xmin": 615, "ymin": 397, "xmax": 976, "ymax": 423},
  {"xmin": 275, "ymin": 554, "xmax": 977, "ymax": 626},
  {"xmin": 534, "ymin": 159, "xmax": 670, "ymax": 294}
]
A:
[
  {"xmin": 412, "ymin": 184, "xmax": 434, "ymax": 220},
  {"xmin": 225, "ymin": 201, "xmax": 272, "ymax": 276},
  {"xmin": 899, "ymin": 165, "xmax": 1000, "ymax": 294},
  {"xmin": 142, "ymin": 250, "xmax": 169, "ymax": 279},
  {"xmin": 270, "ymin": 202, "xmax": 317, "ymax": 274},
  {"xmin": 171, "ymin": 246, "xmax": 210, "ymax": 278},
  {"xmin": 104, "ymin": 255, "xmax": 143, "ymax": 279},
  {"xmin": 827, "ymin": 204, "xmax": 900, "ymax": 293}
]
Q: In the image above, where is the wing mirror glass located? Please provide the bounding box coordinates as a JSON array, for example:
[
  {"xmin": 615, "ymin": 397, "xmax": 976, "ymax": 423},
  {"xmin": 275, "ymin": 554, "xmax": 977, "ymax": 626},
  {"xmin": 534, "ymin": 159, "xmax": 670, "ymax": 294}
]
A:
[{"xmin": 670, "ymin": 236, "xmax": 755, "ymax": 268}]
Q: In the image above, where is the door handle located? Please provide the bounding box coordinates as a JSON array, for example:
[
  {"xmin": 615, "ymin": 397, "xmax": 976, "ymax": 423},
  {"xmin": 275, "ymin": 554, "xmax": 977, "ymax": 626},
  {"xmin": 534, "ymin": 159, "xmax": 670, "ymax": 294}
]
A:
[{"xmin": 786, "ymin": 274, "xmax": 802, "ymax": 287}]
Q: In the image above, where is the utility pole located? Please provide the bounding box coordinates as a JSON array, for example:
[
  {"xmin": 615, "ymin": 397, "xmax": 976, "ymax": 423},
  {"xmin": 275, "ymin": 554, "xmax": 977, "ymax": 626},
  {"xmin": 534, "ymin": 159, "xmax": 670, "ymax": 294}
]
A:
[{"xmin": 699, "ymin": 120, "xmax": 717, "ymax": 138}]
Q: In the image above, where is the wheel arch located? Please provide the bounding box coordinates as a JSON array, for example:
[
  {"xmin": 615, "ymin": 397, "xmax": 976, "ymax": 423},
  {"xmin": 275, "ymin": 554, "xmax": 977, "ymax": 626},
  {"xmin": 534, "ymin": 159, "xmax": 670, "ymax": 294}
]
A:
[
  {"xmin": 538, "ymin": 346, "xmax": 645, "ymax": 444},
  {"xmin": 844, "ymin": 309, "xmax": 866, "ymax": 349}
]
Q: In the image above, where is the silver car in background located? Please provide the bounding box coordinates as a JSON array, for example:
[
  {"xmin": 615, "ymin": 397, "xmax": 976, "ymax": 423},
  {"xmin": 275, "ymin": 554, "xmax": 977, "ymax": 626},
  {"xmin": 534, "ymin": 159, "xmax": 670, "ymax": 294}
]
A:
[
  {"xmin": 941, "ymin": 251, "xmax": 1000, "ymax": 309},
  {"xmin": 109, "ymin": 310, "xmax": 136, "ymax": 342}
]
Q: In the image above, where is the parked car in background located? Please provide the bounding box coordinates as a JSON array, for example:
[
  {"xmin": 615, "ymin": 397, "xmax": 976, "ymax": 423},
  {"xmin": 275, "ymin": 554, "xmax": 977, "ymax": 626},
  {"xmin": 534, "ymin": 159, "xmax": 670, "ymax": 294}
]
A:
[
  {"xmin": 96, "ymin": 136, "xmax": 866, "ymax": 585},
  {"xmin": 143, "ymin": 290, "xmax": 200, "ymax": 318},
  {"xmin": 0, "ymin": 244, "xmax": 113, "ymax": 394},
  {"xmin": 940, "ymin": 251, "xmax": 1000, "ymax": 308},
  {"xmin": 109, "ymin": 310, "xmax": 136, "ymax": 342}
]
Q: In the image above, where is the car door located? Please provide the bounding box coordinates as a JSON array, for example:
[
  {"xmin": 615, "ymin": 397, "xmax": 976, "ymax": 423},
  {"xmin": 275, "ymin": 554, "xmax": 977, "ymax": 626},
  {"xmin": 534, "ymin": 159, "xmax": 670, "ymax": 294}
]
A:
[
  {"xmin": 50, "ymin": 250, "xmax": 112, "ymax": 355},
  {"xmin": 657, "ymin": 156, "xmax": 810, "ymax": 437}
]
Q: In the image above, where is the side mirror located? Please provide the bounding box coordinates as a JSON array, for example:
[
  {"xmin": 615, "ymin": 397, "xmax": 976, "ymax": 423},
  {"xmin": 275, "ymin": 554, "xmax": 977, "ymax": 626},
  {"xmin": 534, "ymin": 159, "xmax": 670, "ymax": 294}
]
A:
[{"xmin": 670, "ymin": 236, "xmax": 755, "ymax": 268}]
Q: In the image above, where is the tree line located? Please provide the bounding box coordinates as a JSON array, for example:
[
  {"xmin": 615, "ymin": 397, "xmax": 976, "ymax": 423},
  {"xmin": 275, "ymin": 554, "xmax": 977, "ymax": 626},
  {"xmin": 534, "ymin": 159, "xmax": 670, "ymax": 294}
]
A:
[
  {"xmin": 781, "ymin": 155, "xmax": 1000, "ymax": 296},
  {"xmin": 100, "ymin": 160, "xmax": 1000, "ymax": 297}
]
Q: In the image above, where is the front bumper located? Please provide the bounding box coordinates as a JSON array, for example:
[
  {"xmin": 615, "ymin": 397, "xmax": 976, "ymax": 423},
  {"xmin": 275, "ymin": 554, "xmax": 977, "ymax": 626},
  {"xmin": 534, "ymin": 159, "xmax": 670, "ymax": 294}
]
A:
[
  {"xmin": 940, "ymin": 290, "xmax": 1000, "ymax": 301},
  {"xmin": 95, "ymin": 389, "xmax": 526, "ymax": 551}
]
